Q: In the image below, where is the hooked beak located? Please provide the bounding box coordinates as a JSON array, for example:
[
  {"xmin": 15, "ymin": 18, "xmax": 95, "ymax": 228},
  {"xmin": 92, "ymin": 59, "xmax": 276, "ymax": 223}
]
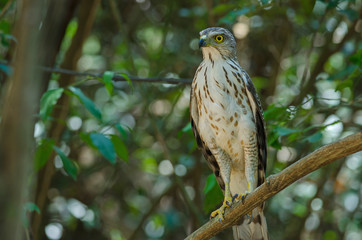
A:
[{"xmin": 199, "ymin": 36, "xmax": 207, "ymax": 48}]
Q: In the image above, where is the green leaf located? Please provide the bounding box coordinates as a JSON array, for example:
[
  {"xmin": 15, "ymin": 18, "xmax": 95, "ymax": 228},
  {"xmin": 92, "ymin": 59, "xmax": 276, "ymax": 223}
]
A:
[
  {"xmin": 349, "ymin": 49, "xmax": 362, "ymax": 67},
  {"xmin": 34, "ymin": 139, "xmax": 55, "ymax": 171},
  {"xmin": 0, "ymin": 63, "xmax": 13, "ymax": 76},
  {"xmin": 68, "ymin": 86, "xmax": 102, "ymax": 121},
  {"xmin": 53, "ymin": 146, "xmax": 77, "ymax": 180},
  {"xmin": 40, "ymin": 88, "xmax": 64, "ymax": 121},
  {"xmin": 275, "ymin": 126, "xmax": 300, "ymax": 136},
  {"xmin": 323, "ymin": 230, "xmax": 338, "ymax": 240},
  {"xmin": 264, "ymin": 104, "xmax": 288, "ymax": 122},
  {"xmin": 24, "ymin": 202, "xmax": 41, "ymax": 214},
  {"xmin": 212, "ymin": 3, "xmax": 237, "ymax": 14},
  {"xmin": 110, "ymin": 134, "xmax": 128, "ymax": 163},
  {"xmin": 338, "ymin": 9, "xmax": 359, "ymax": 21},
  {"xmin": 268, "ymin": 132, "xmax": 282, "ymax": 150},
  {"xmin": 103, "ymin": 71, "xmax": 114, "ymax": 95},
  {"xmin": 141, "ymin": 157, "xmax": 157, "ymax": 174},
  {"xmin": 293, "ymin": 203, "xmax": 307, "ymax": 217},
  {"xmin": 90, "ymin": 133, "xmax": 116, "ymax": 164},
  {"xmin": 0, "ymin": 20, "xmax": 11, "ymax": 34},
  {"xmin": 80, "ymin": 132, "xmax": 96, "ymax": 148},
  {"xmin": 115, "ymin": 123, "xmax": 128, "ymax": 140},
  {"xmin": 203, "ymin": 174, "xmax": 217, "ymax": 194},
  {"xmin": 120, "ymin": 73, "xmax": 133, "ymax": 91},
  {"xmin": 203, "ymin": 174, "xmax": 223, "ymax": 213},
  {"xmin": 304, "ymin": 132, "xmax": 323, "ymax": 143},
  {"xmin": 218, "ymin": 6, "xmax": 254, "ymax": 25},
  {"xmin": 178, "ymin": 122, "xmax": 192, "ymax": 137}
]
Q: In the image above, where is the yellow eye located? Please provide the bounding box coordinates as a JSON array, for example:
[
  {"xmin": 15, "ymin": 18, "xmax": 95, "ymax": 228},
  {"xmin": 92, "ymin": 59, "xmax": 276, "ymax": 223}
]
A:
[{"xmin": 214, "ymin": 35, "xmax": 224, "ymax": 43}]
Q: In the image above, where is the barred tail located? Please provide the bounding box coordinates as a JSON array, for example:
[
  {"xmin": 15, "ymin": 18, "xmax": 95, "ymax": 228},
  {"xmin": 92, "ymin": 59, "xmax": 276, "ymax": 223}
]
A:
[{"xmin": 232, "ymin": 208, "xmax": 268, "ymax": 240}]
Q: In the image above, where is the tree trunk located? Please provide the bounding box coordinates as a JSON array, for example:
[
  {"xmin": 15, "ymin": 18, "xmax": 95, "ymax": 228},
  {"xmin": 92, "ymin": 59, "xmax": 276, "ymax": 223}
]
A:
[{"xmin": 0, "ymin": 1, "xmax": 45, "ymax": 239}]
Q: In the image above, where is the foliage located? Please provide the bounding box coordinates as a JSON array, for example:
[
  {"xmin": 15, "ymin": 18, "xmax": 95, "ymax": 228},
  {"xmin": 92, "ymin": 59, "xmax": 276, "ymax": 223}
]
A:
[{"xmin": 0, "ymin": 0, "xmax": 361, "ymax": 239}]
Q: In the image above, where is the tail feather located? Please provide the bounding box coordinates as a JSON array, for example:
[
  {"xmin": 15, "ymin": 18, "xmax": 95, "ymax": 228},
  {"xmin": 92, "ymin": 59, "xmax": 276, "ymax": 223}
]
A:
[{"xmin": 232, "ymin": 208, "xmax": 268, "ymax": 240}]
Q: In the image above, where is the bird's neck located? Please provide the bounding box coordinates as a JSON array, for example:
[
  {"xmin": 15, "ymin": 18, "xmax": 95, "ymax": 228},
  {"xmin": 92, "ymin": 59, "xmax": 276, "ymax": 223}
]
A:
[{"xmin": 202, "ymin": 47, "xmax": 236, "ymax": 62}]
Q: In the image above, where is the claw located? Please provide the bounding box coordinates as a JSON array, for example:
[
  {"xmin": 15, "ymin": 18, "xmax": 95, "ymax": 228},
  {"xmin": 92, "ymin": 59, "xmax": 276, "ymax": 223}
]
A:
[
  {"xmin": 240, "ymin": 192, "xmax": 249, "ymax": 202},
  {"xmin": 232, "ymin": 194, "xmax": 239, "ymax": 202},
  {"xmin": 210, "ymin": 195, "xmax": 233, "ymax": 223}
]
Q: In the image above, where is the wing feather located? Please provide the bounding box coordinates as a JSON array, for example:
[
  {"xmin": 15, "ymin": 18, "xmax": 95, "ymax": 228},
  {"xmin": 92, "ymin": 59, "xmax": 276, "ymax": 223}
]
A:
[
  {"xmin": 243, "ymin": 71, "xmax": 267, "ymax": 186},
  {"xmin": 190, "ymin": 83, "xmax": 225, "ymax": 191}
]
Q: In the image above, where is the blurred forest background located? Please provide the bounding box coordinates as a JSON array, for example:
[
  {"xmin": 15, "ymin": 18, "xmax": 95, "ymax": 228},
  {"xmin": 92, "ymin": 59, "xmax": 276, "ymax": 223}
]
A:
[{"xmin": 0, "ymin": 0, "xmax": 361, "ymax": 240}]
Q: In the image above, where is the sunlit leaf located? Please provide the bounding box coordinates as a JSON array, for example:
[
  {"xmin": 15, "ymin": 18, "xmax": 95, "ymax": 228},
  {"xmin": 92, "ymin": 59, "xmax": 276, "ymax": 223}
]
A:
[
  {"xmin": 103, "ymin": 71, "xmax": 114, "ymax": 95},
  {"xmin": 40, "ymin": 88, "xmax": 64, "ymax": 121},
  {"xmin": 141, "ymin": 157, "xmax": 157, "ymax": 174},
  {"xmin": 90, "ymin": 133, "xmax": 116, "ymax": 164},
  {"xmin": 110, "ymin": 134, "xmax": 128, "ymax": 163},
  {"xmin": 34, "ymin": 138, "xmax": 55, "ymax": 171},
  {"xmin": 53, "ymin": 146, "xmax": 77, "ymax": 180},
  {"xmin": 68, "ymin": 86, "xmax": 102, "ymax": 121}
]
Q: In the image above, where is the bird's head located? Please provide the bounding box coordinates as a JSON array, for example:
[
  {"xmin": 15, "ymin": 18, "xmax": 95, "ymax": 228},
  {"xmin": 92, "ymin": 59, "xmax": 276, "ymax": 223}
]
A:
[{"xmin": 199, "ymin": 27, "xmax": 236, "ymax": 59}]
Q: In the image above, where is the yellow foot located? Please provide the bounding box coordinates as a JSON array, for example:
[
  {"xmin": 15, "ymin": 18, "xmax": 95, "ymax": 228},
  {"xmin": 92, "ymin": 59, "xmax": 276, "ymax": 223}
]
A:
[
  {"xmin": 233, "ymin": 191, "xmax": 249, "ymax": 202},
  {"xmin": 210, "ymin": 195, "xmax": 233, "ymax": 223}
]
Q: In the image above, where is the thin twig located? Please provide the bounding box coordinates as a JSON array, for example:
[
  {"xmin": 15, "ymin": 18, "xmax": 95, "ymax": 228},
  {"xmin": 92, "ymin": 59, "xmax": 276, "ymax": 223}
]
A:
[
  {"xmin": 41, "ymin": 66, "xmax": 192, "ymax": 84},
  {"xmin": 0, "ymin": 59, "xmax": 192, "ymax": 84},
  {"xmin": 185, "ymin": 132, "xmax": 362, "ymax": 240}
]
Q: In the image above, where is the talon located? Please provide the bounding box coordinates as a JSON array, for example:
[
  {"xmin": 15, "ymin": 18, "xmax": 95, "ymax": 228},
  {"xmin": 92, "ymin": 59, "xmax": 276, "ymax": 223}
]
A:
[
  {"xmin": 210, "ymin": 195, "xmax": 232, "ymax": 223},
  {"xmin": 232, "ymin": 194, "xmax": 239, "ymax": 202},
  {"xmin": 240, "ymin": 192, "xmax": 249, "ymax": 202}
]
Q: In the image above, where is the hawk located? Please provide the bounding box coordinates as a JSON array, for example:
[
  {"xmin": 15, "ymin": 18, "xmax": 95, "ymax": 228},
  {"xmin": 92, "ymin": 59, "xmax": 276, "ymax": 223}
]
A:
[{"xmin": 190, "ymin": 27, "xmax": 268, "ymax": 240}]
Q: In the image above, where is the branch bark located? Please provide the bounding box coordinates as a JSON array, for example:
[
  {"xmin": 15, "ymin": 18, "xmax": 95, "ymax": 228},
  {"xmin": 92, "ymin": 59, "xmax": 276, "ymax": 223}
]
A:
[{"xmin": 185, "ymin": 132, "xmax": 362, "ymax": 240}]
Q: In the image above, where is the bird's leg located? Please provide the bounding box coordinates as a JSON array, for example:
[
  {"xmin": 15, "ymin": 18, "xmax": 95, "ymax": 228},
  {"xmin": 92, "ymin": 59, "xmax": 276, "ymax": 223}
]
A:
[
  {"xmin": 210, "ymin": 150, "xmax": 233, "ymax": 223},
  {"xmin": 242, "ymin": 134, "xmax": 259, "ymax": 223}
]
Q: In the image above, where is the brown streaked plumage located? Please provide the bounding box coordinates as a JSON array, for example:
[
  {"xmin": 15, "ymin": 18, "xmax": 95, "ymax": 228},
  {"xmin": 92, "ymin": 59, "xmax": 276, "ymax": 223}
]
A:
[{"xmin": 190, "ymin": 27, "xmax": 268, "ymax": 240}]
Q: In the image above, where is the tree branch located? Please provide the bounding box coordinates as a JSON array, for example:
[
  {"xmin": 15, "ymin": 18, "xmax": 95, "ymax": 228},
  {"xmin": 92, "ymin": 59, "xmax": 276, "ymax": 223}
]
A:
[
  {"xmin": 40, "ymin": 66, "xmax": 193, "ymax": 84},
  {"xmin": 185, "ymin": 132, "xmax": 362, "ymax": 240},
  {"xmin": 0, "ymin": 61, "xmax": 193, "ymax": 85}
]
